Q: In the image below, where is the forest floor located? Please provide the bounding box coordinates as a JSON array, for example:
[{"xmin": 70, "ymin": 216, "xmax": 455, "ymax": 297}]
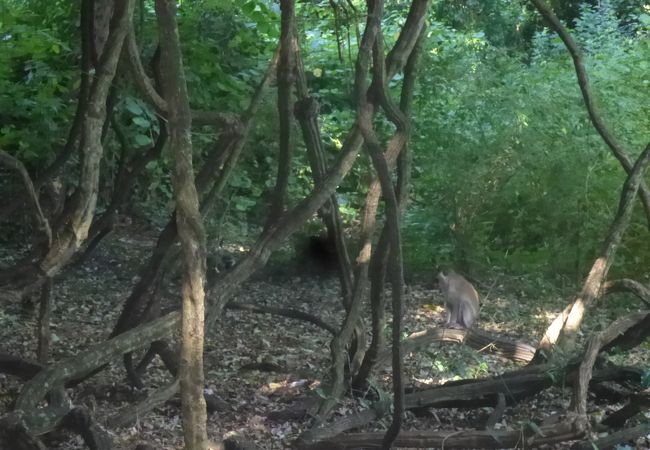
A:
[{"xmin": 1, "ymin": 225, "xmax": 649, "ymax": 449}]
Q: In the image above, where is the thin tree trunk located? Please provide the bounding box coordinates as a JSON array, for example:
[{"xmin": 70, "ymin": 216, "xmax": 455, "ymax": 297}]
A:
[
  {"xmin": 0, "ymin": 0, "xmax": 134, "ymax": 293},
  {"xmin": 301, "ymin": 0, "xmax": 428, "ymax": 426},
  {"xmin": 39, "ymin": 0, "xmax": 134, "ymax": 277},
  {"xmin": 357, "ymin": 5, "xmax": 408, "ymax": 445},
  {"xmin": 109, "ymin": 49, "xmax": 278, "ymax": 387},
  {"xmin": 155, "ymin": 1, "xmax": 208, "ymax": 449},
  {"xmin": 311, "ymin": 0, "xmax": 385, "ymax": 423},
  {"xmin": 352, "ymin": 23, "xmax": 425, "ymax": 389},
  {"xmin": 0, "ymin": 151, "xmax": 51, "ymax": 247},
  {"xmin": 267, "ymin": 0, "xmax": 295, "ymax": 227},
  {"xmin": 292, "ymin": 25, "xmax": 362, "ymax": 372},
  {"xmin": 0, "ymin": 0, "xmax": 94, "ymax": 222}
]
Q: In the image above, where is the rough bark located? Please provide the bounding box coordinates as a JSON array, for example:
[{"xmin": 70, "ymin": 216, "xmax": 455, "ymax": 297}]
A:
[
  {"xmin": 93, "ymin": 0, "xmax": 114, "ymax": 62},
  {"xmin": 155, "ymin": 1, "xmax": 208, "ymax": 449},
  {"xmin": 76, "ymin": 38, "xmax": 166, "ymax": 255},
  {"xmin": 73, "ymin": 111, "xmax": 167, "ymax": 269}
]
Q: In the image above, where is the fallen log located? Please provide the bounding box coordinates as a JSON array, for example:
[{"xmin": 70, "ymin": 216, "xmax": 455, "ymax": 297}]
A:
[
  {"xmin": 300, "ymin": 414, "xmax": 588, "ymax": 449},
  {"xmin": 404, "ymin": 358, "xmax": 644, "ymax": 410},
  {"xmin": 303, "ymin": 359, "xmax": 642, "ymax": 444},
  {"xmin": 405, "ymin": 372, "xmax": 552, "ymax": 409}
]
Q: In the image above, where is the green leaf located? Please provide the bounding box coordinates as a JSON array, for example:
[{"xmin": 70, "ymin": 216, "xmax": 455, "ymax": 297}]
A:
[
  {"xmin": 132, "ymin": 116, "xmax": 150, "ymax": 128},
  {"xmin": 242, "ymin": 1, "xmax": 256, "ymax": 14},
  {"xmin": 124, "ymin": 97, "xmax": 144, "ymax": 115},
  {"xmin": 134, "ymin": 134, "xmax": 151, "ymax": 146},
  {"xmin": 233, "ymin": 197, "xmax": 256, "ymax": 211}
]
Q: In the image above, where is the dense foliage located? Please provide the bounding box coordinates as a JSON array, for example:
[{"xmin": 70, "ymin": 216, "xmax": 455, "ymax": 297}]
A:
[
  {"xmin": 1, "ymin": 0, "xmax": 648, "ymax": 281},
  {"xmin": 406, "ymin": 2, "xmax": 650, "ymax": 281}
]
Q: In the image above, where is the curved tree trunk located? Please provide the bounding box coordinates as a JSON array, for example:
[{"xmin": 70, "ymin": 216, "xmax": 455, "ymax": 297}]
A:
[
  {"xmin": 352, "ymin": 22, "xmax": 425, "ymax": 390},
  {"xmin": 529, "ymin": 0, "xmax": 650, "ymax": 358},
  {"xmin": 356, "ymin": 5, "xmax": 409, "ymax": 445},
  {"xmin": 298, "ymin": 0, "xmax": 429, "ymax": 430},
  {"xmin": 109, "ymin": 48, "xmax": 279, "ymax": 388},
  {"xmin": 0, "ymin": 0, "xmax": 134, "ymax": 292},
  {"xmin": 530, "ymin": 0, "xmax": 650, "ymax": 228},
  {"xmin": 292, "ymin": 22, "xmax": 361, "ymax": 376},
  {"xmin": 537, "ymin": 142, "xmax": 650, "ymax": 356}
]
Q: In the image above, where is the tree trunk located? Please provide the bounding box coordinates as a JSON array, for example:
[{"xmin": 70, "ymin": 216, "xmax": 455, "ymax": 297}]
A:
[
  {"xmin": 155, "ymin": 1, "xmax": 208, "ymax": 449},
  {"xmin": 356, "ymin": 4, "xmax": 409, "ymax": 445},
  {"xmin": 266, "ymin": 0, "xmax": 295, "ymax": 227},
  {"xmin": 40, "ymin": 0, "xmax": 134, "ymax": 277}
]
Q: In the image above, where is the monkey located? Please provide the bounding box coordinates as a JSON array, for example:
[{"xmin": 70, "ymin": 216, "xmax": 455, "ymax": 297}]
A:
[
  {"xmin": 206, "ymin": 250, "xmax": 236, "ymax": 285},
  {"xmin": 207, "ymin": 252, "xmax": 236, "ymax": 274},
  {"xmin": 437, "ymin": 269, "xmax": 479, "ymax": 329}
]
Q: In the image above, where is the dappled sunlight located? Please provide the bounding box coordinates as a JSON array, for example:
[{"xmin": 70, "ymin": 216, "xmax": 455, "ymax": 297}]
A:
[
  {"xmin": 412, "ymin": 375, "xmax": 438, "ymax": 385},
  {"xmin": 413, "ymin": 303, "xmax": 445, "ymax": 320},
  {"xmin": 260, "ymin": 377, "xmax": 319, "ymax": 396},
  {"xmin": 1, "ymin": 0, "xmax": 649, "ymax": 448}
]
